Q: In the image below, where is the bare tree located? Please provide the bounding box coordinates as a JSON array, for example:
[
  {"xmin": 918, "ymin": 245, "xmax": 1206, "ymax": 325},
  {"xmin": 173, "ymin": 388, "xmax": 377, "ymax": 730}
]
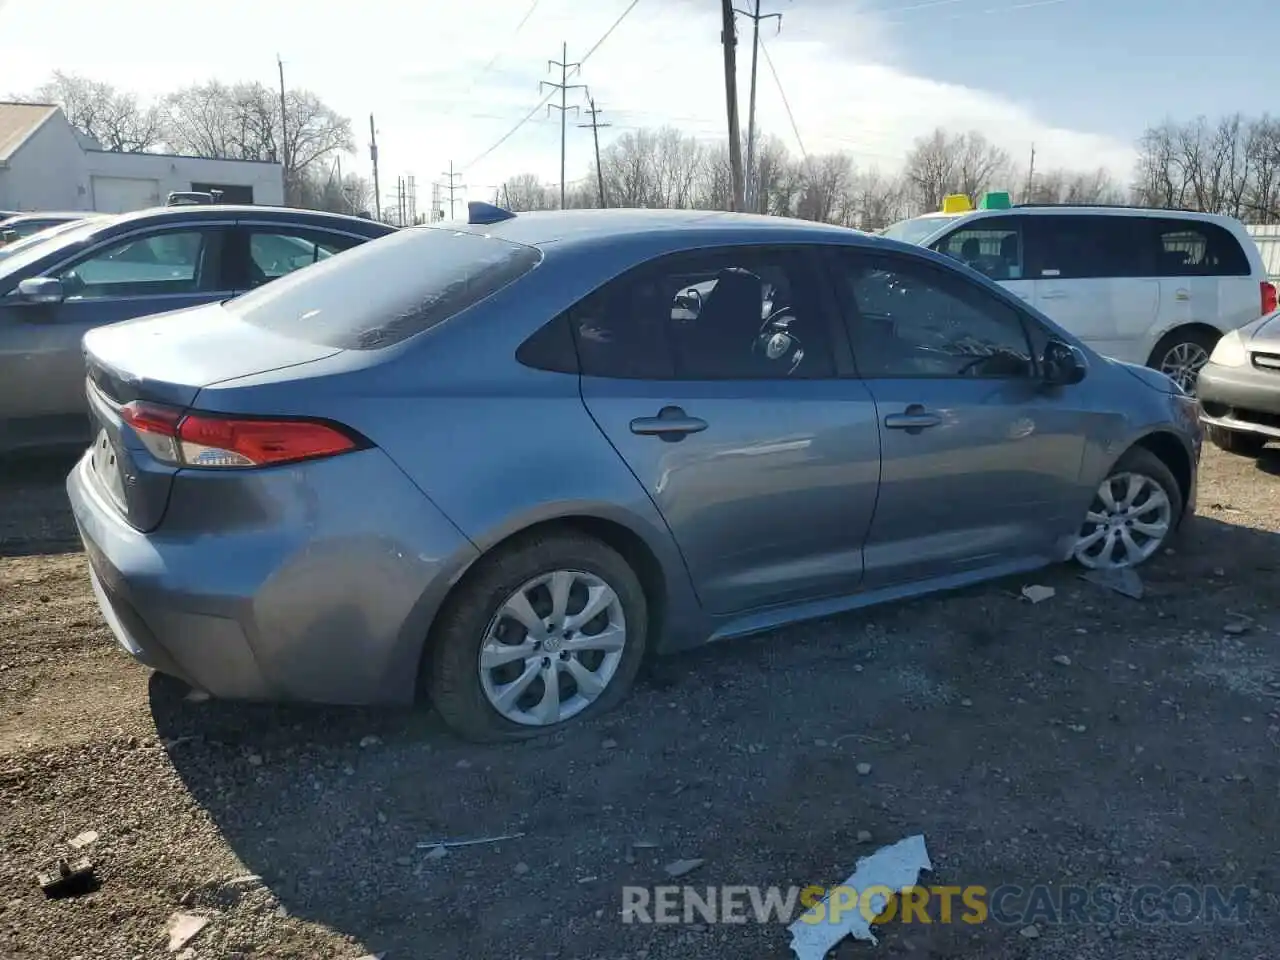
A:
[
  {"xmin": 500, "ymin": 173, "xmax": 556, "ymax": 211},
  {"xmin": 904, "ymin": 129, "xmax": 960, "ymax": 212},
  {"xmin": 20, "ymin": 71, "xmax": 163, "ymax": 152}
]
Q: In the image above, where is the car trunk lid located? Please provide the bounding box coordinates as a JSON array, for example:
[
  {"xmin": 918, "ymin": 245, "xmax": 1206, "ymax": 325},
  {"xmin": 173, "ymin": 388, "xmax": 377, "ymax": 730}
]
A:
[{"xmin": 82, "ymin": 301, "xmax": 342, "ymax": 531}]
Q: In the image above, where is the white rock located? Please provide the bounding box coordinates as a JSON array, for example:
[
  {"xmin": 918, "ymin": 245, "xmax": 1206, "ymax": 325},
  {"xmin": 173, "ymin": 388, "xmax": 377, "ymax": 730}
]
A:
[
  {"xmin": 359, "ymin": 735, "xmax": 382, "ymax": 748},
  {"xmin": 1021, "ymin": 585, "xmax": 1055, "ymax": 604},
  {"xmin": 1019, "ymin": 923, "xmax": 1041, "ymax": 938},
  {"xmin": 856, "ymin": 762, "xmax": 872, "ymax": 776},
  {"xmin": 664, "ymin": 858, "xmax": 705, "ymax": 878},
  {"xmin": 68, "ymin": 830, "xmax": 98, "ymax": 850},
  {"xmin": 167, "ymin": 913, "xmax": 209, "ymax": 952},
  {"xmin": 1052, "ymin": 654, "xmax": 1072, "ymax": 667}
]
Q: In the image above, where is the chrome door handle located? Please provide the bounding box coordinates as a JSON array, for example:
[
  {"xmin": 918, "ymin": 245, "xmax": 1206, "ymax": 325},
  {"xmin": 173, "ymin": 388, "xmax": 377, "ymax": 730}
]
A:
[
  {"xmin": 630, "ymin": 405, "xmax": 708, "ymax": 441},
  {"xmin": 884, "ymin": 406, "xmax": 941, "ymax": 431}
]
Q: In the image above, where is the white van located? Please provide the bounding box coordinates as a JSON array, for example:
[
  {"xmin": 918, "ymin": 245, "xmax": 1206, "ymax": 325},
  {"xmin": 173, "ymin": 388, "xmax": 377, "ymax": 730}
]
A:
[{"xmin": 884, "ymin": 201, "xmax": 1277, "ymax": 394}]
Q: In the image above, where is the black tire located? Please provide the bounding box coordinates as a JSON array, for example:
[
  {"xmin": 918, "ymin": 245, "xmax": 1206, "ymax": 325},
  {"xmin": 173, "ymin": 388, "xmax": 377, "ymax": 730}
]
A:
[
  {"xmin": 1074, "ymin": 446, "xmax": 1184, "ymax": 569},
  {"xmin": 425, "ymin": 532, "xmax": 648, "ymax": 742},
  {"xmin": 1147, "ymin": 327, "xmax": 1220, "ymax": 396},
  {"xmin": 1206, "ymin": 424, "xmax": 1269, "ymax": 458}
]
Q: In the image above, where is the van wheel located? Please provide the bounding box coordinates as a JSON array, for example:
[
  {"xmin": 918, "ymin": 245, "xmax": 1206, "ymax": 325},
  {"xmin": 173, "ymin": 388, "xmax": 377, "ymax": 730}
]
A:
[
  {"xmin": 1148, "ymin": 328, "xmax": 1219, "ymax": 396},
  {"xmin": 426, "ymin": 532, "xmax": 647, "ymax": 742},
  {"xmin": 1206, "ymin": 424, "xmax": 1268, "ymax": 457}
]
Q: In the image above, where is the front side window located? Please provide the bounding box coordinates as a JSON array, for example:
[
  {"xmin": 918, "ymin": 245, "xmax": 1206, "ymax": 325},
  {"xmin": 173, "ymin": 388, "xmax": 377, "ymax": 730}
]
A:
[
  {"xmin": 56, "ymin": 229, "xmax": 217, "ymax": 300},
  {"xmin": 833, "ymin": 252, "xmax": 1035, "ymax": 379},
  {"xmin": 932, "ymin": 217, "xmax": 1024, "ymax": 281},
  {"xmin": 248, "ymin": 230, "xmax": 362, "ymax": 286},
  {"xmin": 571, "ymin": 247, "xmax": 836, "ymax": 380}
]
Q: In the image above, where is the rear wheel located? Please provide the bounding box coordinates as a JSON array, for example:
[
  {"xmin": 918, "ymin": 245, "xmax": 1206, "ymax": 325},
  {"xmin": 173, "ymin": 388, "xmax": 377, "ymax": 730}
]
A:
[
  {"xmin": 426, "ymin": 532, "xmax": 648, "ymax": 742},
  {"xmin": 1148, "ymin": 328, "xmax": 1219, "ymax": 396},
  {"xmin": 1206, "ymin": 424, "xmax": 1269, "ymax": 457},
  {"xmin": 1072, "ymin": 447, "xmax": 1183, "ymax": 570}
]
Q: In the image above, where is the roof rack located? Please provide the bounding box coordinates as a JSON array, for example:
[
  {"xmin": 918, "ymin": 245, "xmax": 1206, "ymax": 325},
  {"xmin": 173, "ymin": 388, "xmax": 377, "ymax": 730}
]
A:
[{"xmin": 1013, "ymin": 202, "xmax": 1204, "ymax": 214}]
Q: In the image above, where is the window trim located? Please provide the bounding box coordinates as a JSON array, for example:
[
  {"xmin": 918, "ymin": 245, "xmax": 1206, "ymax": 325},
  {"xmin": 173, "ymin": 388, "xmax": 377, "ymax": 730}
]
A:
[
  {"xmin": 822, "ymin": 247, "xmax": 1043, "ymax": 382},
  {"xmin": 570, "ymin": 243, "xmax": 848, "ymax": 382}
]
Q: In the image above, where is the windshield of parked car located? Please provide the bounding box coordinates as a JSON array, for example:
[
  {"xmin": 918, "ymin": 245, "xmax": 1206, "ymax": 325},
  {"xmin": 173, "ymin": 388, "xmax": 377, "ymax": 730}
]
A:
[
  {"xmin": 224, "ymin": 226, "xmax": 542, "ymax": 350},
  {"xmin": 0, "ymin": 218, "xmax": 111, "ymax": 280},
  {"xmin": 882, "ymin": 216, "xmax": 955, "ymax": 246}
]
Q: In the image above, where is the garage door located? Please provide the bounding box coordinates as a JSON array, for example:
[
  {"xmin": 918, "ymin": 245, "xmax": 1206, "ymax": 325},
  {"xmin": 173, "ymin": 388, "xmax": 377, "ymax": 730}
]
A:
[{"xmin": 91, "ymin": 176, "xmax": 162, "ymax": 213}]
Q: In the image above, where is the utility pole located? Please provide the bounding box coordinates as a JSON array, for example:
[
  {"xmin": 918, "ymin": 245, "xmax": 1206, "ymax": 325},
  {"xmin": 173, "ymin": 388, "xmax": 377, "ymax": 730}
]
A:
[
  {"xmin": 578, "ymin": 98, "xmax": 611, "ymax": 208},
  {"xmin": 276, "ymin": 55, "xmax": 290, "ymax": 204},
  {"xmin": 735, "ymin": 0, "xmax": 781, "ymax": 213},
  {"xmin": 720, "ymin": 0, "xmax": 745, "ymax": 212},
  {"xmin": 440, "ymin": 162, "xmax": 466, "ymax": 220},
  {"xmin": 1026, "ymin": 143, "xmax": 1036, "ymax": 202},
  {"xmin": 542, "ymin": 43, "xmax": 586, "ymax": 209},
  {"xmin": 369, "ymin": 114, "xmax": 381, "ymax": 223},
  {"xmin": 397, "ymin": 177, "xmax": 406, "ymax": 226}
]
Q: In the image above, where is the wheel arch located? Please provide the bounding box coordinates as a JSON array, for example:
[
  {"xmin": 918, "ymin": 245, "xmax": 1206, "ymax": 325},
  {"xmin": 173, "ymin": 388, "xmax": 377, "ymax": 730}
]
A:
[
  {"xmin": 1123, "ymin": 429, "xmax": 1195, "ymax": 526},
  {"xmin": 1145, "ymin": 321, "xmax": 1223, "ymax": 367}
]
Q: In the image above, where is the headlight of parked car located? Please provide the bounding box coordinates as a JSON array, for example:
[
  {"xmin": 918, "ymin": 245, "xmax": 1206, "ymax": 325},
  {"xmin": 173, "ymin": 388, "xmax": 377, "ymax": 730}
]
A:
[{"xmin": 1208, "ymin": 329, "xmax": 1248, "ymax": 367}]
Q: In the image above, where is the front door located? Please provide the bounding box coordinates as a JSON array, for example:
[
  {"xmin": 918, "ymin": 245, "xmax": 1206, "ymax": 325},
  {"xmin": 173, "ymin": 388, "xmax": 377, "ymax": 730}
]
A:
[
  {"xmin": 575, "ymin": 245, "xmax": 882, "ymax": 616},
  {"xmin": 0, "ymin": 225, "xmax": 230, "ymax": 449},
  {"xmin": 824, "ymin": 248, "xmax": 1089, "ymax": 588}
]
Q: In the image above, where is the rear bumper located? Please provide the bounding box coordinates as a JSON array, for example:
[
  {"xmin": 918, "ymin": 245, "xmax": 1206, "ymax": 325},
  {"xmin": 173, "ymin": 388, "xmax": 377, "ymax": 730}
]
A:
[
  {"xmin": 1197, "ymin": 361, "xmax": 1280, "ymax": 438},
  {"xmin": 67, "ymin": 448, "xmax": 480, "ymax": 705}
]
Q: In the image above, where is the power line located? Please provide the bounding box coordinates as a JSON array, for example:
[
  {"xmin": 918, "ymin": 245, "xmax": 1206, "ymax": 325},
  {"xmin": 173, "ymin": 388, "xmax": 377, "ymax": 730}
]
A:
[
  {"xmin": 461, "ymin": 0, "xmax": 643, "ymax": 171},
  {"xmin": 467, "ymin": 0, "xmax": 544, "ymax": 84},
  {"xmin": 758, "ymin": 36, "xmax": 806, "ymax": 160}
]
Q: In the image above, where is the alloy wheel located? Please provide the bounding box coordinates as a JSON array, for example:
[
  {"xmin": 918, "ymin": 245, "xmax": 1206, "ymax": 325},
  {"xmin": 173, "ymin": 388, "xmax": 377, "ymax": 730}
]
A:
[
  {"xmin": 1159, "ymin": 341, "xmax": 1210, "ymax": 395},
  {"xmin": 478, "ymin": 570, "xmax": 627, "ymax": 727},
  {"xmin": 1073, "ymin": 471, "xmax": 1173, "ymax": 569}
]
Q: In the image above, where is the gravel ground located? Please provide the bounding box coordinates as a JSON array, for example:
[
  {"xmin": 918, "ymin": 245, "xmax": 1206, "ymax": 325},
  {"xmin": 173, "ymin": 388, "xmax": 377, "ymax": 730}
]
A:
[{"xmin": 1, "ymin": 448, "xmax": 1279, "ymax": 959}]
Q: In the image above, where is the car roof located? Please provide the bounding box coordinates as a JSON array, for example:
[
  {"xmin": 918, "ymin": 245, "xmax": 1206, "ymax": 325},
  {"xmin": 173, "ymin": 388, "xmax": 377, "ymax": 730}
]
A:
[
  {"xmin": 2, "ymin": 211, "xmax": 88, "ymax": 222},
  {"xmin": 450, "ymin": 207, "xmax": 871, "ymax": 248},
  {"xmin": 108, "ymin": 205, "xmax": 394, "ymax": 231}
]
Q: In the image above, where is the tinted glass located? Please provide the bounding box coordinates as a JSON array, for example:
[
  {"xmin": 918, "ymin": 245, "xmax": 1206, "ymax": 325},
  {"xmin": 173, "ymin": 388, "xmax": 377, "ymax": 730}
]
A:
[
  {"xmin": 248, "ymin": 230, "xmax": 363, "ymax": 286},
  {"xmin": 834, "ymin": 253, "xmax": 1034, "ymax": 378},
  {"xmin": 0, "ymin": 219, "xmax": 113, "ymax": 289},
  {"xmin": 571, "ymin": 248, "xmax": 835, "ymax": 380},
  {"xmin": 57, "ymin": 230, "xmax": 214, "ymax": 300},
  {"xmin": 883, "ymin": 216, "xmax": 953, "ymax": 245},
  {"xmin": 226, "ymin": 226, "xmax": 541, "ymax": 350},
  {"xmin": 1025, "ymin": 215, "xmax": 1150, "ymax": 279},
  {"xmin": 932, "ymin": 217, "xmax": 1024, "ymax": 281},
  {"xmin": 1149, "ymin": 218, "xmax": 1250, "ymax": 277}
]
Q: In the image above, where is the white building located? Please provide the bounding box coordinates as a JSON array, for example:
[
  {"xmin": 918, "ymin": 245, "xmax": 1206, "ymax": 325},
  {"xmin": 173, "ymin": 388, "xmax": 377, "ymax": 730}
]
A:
[{"xmin": 0, "ymin": 102, "xmax": 285, "ymax": 213}]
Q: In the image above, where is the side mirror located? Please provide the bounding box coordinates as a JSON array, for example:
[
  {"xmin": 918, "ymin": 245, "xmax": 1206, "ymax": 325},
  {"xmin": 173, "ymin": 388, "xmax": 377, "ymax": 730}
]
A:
[
  {"xmin": 1042, "ymin": 338, "xmax": 1087, "ymax": 386},
  {"xmin": 16, "ymin": 277, "xmax": 66, "ymax": 305}
]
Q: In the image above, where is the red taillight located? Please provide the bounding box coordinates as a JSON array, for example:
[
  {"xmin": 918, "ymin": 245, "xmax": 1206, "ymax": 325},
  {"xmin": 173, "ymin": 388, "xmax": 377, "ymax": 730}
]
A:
[
  {"xmin": 119, "ymin": 401, "xmax": 361, "ymax": 468},
  {"xmin": 1263, "ymin": 281, "xmax": 1278, "ymax": 317}
]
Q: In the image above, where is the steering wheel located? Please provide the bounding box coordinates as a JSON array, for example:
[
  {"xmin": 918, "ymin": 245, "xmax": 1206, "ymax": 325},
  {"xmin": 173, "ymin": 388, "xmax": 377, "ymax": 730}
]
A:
[{"xmin": 751, "ymin": 307, "xmax": 806, "ymax": 374}]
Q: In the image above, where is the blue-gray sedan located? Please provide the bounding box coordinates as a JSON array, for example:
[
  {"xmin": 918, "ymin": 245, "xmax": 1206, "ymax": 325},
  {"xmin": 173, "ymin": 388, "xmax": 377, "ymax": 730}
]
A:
[{"xmin": 67, "ymin": 204, "xmax": 1203, "ymax": 741}]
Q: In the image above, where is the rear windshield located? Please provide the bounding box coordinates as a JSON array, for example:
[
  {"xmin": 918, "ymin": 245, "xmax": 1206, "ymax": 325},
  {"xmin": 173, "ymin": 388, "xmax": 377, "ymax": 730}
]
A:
[{"xmin": 224, "ymin": 226, "xmax": 542, "ymax": 350}]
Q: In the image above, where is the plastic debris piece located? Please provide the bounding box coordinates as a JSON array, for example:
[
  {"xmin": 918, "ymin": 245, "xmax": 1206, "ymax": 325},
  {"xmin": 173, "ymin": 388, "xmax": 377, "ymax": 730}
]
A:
[
  {"xmin": 664, "ymin": 858, "xmax": 705, "ymax": 878},
  {"xmin": 36, "ymin": 857, "xmax": 97, "ymax": 899},
  {"xmin": 1080, "ymin": 567, "xmax": 1143, "ymax": 600},
  {"xmin": 788, "ymin": 834, "xmax": 932, "ymax": 959},
  {"xmin": 167, "ymin": 912, "xmax": 209, "ymax": 952},
  {"xmin": 1021, "ymin": 584, "xmax": 1056, "ymax": 604}
]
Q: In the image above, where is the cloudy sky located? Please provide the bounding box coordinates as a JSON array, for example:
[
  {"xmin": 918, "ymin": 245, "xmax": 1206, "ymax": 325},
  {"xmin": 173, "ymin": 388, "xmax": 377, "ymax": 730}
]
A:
[{"xmin": 1, "ymin": 0, "xmax": 1273, "ymax": 214}]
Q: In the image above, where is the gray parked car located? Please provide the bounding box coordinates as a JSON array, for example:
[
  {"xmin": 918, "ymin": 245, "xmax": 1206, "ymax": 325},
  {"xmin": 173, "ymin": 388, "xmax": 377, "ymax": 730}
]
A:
[
  {"xmin": 67, "ymin": 205, "xmax": 1203, "ymax": 741},
  {"xmin": 0, "ymin": 205, "xmax": 396, "ymax": 454},
  {"xmin": 1196, "ymin": 307, "xmax": 1280, "ymax": 455}
]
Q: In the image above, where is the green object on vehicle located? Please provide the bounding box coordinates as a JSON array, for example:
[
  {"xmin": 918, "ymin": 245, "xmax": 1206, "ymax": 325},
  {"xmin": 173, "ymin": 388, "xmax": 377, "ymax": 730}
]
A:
[{"xmin": 979, "ymin": 191, "xmax": 1011, "ymax": 210}]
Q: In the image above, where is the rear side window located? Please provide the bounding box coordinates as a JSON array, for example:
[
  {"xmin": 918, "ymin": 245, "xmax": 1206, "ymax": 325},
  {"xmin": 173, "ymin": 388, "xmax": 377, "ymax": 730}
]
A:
[
  {"xmin": 1024, "ymin": 215, "xmax": 1152, "ymax": 279},
  {"xmin": 931, "ymin": 217, "xmax": 1024, "ymax": 281},
  {"xmin": 1149, "ymin": 218, "xmax": 1250, "ymax": 277},
  {"xmin": 225, "ymin": 227, "xmax": 541, "ymax": 350}
]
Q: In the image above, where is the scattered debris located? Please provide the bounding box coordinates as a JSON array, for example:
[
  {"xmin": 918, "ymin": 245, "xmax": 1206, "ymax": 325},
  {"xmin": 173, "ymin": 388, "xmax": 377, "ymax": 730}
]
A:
[
  {"xmin": 421, "ymin": 844, "xmax": 448, "ymax": 862},
  {"xmin": 223, "ymin": 874, "xmax": 263, "ymax": 889},
  {"xmin": 184, "ymin": 689, "xmax": 211, "ymax": 703},
  {"xmin": 246, "ymin": 753, "xmax": 263, "ymax": 766},
  {"xmin": 514, "ymin": 862, "xmax": 530, "ymax": 876},
  {"xmin": 167, "ymin": 912, "xmax": 209, "ymax": 952},
  {"xmin": 601, "ymin": 738, "xmax": 618, "ymax": 750},
  {"xmin": 36, "ymin": 858, "xmax": 96, "ymax": 899},
  {"xmin": 788, "ymin": 834, "xmax": 932, "ymax": 958},
  {"xmin": 1068, "ymin": 724, "xmax": 1087, "ymax": 733},
  {"xmin": 454, "ymin": 759, "xmax": 472, "ymax": 770},
  {"xmin": 960, "ymin": 698, "xmax": 974, "ymax": 708},
  {"xmin": 1019, "ymin": 923, "xmax": 1041, "ymax": 939},
  {"xmin": 1052, "ymin": 654, "xmax": 1073, "ymax": 667},
  {"xmin": 1224, "ymin": 622, "xmax": 1249, "ymax": 635},
  {"xmin": 414, "ymin": 831, "xmax": 524, "ymax": 850},
  {"xmin": 1021, "ymin": 584, "xmax": 1056, "ymax": 604},
  {"xmin": 359, "ymin": 735, "xmax": 382, "ymax": 748},
  {"xmin": 856, "ymin": 762, "xmax": 872, "ymax": 776},
  {"xmin": 664, "ymin": 858, "xmax": 705, "ymax": 878},
  {"xmin": 354, "ymin": 954, "xmax": 387, "ymax": 960},
  {"xmin": 1213, "ymin": 567, "xmax": 1226, "ymax": 578},
  {"xmin": 1081, "ymin": 567, "xmax": 1144, "ymax": 600},
  {"xmin": 68, "ymin": 830, "xmax": 98, "ymax": 850},
  {"xmin": 856, "ymin": 830, "xmax": 873, "ymax": 843}
]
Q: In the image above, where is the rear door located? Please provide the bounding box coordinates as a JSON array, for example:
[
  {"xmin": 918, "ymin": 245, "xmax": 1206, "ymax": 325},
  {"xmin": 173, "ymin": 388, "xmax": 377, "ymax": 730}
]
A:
[
  {"xmin": 0, "ymin": 221, "xmax": 232, "ymax": 449},
  {"xmin": 1148, "ymin": 216, "xmax": 1255, "ymax": 338},
  {"xmin": 824, "ymin": 247, "xmax": 1089, "ymax": 588},
  {"xmin": 575, "ymin": 244, "xmax": 882, "ymax": 616},
  {"xmin": 1026, "ymin": 214, "xmax": 1159, "ymax": 363}
]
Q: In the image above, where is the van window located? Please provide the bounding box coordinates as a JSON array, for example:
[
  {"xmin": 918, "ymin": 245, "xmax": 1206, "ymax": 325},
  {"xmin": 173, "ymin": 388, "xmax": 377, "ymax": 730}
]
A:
[
  {"xmin": 1149, "ymin": 219, "xmax": 1250, "ymax": 277},
  {"xmin": 1024, "ymin": 215, "xmax": 1152, "ymax": 280},
  {"xmin": 931, "ymin": 217, "xmax": 1023, "ymax": 281}
]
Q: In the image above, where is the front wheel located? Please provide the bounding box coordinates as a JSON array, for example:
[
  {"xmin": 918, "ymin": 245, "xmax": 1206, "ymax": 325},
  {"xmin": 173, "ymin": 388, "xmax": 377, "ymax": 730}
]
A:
[
  {"xmin": 1148, "ymin": 328, "xmax": 1219, "ymax": 396},
  {"xmin": 425, "ymin": 532, "xmax": 648, "ymax": 742},
  {"xmin": 1206, "ymin": 424, "xmax": 1269, "ymax": 458},
  {"xmin": 1072, "ymin": 448, "xmax": 1184, "ymax": 570}
]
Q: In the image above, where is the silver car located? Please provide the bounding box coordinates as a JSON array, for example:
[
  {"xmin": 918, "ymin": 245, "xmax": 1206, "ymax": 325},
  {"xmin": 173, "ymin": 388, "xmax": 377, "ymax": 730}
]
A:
[
  {"xmin": 67, "ymin": 205, "xmax": 1202, "ymax": 741},
  {"xmin": 1197, "ymin": 308, "xmax": 1280, "ymax": 456}
]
